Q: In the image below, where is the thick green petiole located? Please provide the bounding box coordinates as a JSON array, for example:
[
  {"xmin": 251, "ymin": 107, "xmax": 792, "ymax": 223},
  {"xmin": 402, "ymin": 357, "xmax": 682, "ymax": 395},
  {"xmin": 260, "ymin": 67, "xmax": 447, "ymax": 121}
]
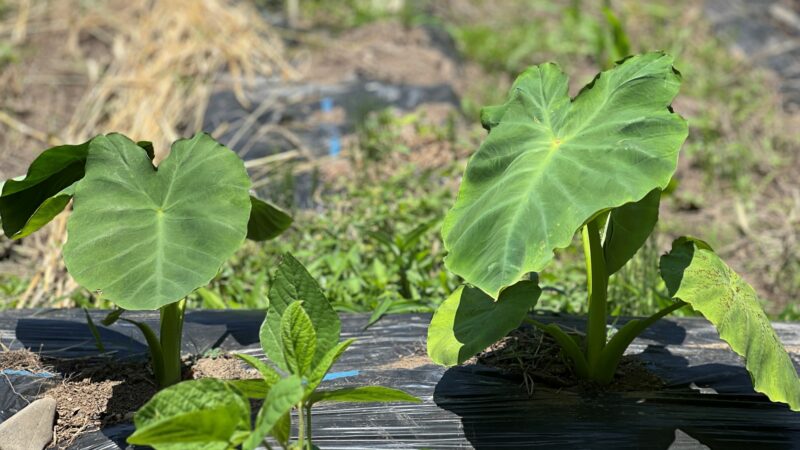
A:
[
  {"xmin": 582, "ymin": 218, "xmax": 609, "ymax": 379},
  {"xmin": 523, "ymin": 317, "xmax": 589, "ymax": 378},
  {"xmin": 159, "ymin": 299, "xmax": 186, "ymax": 388},
  {"xmin": 592, "ymin": 300, "xmax": 687, "ymax": 383}
]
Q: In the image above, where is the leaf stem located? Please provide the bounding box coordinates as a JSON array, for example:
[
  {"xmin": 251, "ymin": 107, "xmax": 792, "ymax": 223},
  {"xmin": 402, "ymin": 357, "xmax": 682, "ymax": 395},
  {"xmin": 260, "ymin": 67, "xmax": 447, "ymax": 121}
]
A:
[
  {"xmin": 582, "ymin": 218, "xmax": 609, "ymax": 378},
  {"xmin": 296, "ymin": 401, "xmax": 305, "ymax": 448},
  {"xmin": 592, "ymin": 300, "xmax": 687, "ymax": 383},
  {"xmin": 159, "ymin": 299, "xmax": 186, "ymax": 388},
  {"xmin": 523, "ymin": 317, "xmax": 589, "ymax": 378},
  {"xmin": 305, "ymin": 404, "xmax": 313, "ymax": 448}
]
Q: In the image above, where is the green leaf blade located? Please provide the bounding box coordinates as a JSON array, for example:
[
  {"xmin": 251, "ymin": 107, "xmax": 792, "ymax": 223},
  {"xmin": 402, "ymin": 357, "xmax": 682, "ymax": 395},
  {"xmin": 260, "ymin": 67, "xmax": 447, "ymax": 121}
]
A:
[
  {"xmin": 308, "ymin": 386, "xmax": 421, "ymax": 405},
  {"xmin": 128, "ymin": 379, "xmax": 250, "ymax": 449},
  {"xmin": 261, "ymin": 254, "xmax": 340, "ymax": 371},
  {"xmin": 242, "ymin": 375, "xmax": 304, "ymax": 450},
  {"xmin": 247, "ymin": 196, "xmax": 292, "ymax": 241},
  {"xmin": 427, "ymin": 279, "xmax": 541, "ymax": 366},
  {"xmin": 281, "ymin": 301, "xmax": 317, "ymax": 376},
  {"xmin": 661, "ymin": 238, "xmax": 800, "ymax": 411},
  {"xmin": 443, "ymin": 52, "xmax": 687, "ymax": 298},
  {"xmin": 0, "ymin": 141, "xmax": 90, "ymax": 238},
  {"xmin": 603, "ymin": 188, "xmax": 661, "ymax": 275},
  {"xmin": 63, "ymin": 133, "xmax": 251, "ymax": 310}
]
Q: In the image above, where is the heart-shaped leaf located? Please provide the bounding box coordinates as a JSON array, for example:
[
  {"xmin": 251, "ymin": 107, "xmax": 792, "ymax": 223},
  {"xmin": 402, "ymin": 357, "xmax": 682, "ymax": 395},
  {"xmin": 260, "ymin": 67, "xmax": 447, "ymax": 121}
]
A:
[
  {"xmin": 442, "ymin": 52, "xmax": 688, "ymax": 298},
  {"xmin": 661, "ymin": 238, "xmax": 800, "ymax": 412},
  {"xmin": 63, "ymin": 133, "xmax": 251, "ymax": 310},
  {"xmin": 427, "ymin": 279, "xmax": 541, "ymax": 366}
]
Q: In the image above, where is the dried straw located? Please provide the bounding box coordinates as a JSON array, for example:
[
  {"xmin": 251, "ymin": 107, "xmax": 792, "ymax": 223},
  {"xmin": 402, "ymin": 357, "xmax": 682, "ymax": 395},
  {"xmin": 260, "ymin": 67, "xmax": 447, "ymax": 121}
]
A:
[{"xmin": 1, "ymin": 0, "xmax": 299, "ymax": 307}]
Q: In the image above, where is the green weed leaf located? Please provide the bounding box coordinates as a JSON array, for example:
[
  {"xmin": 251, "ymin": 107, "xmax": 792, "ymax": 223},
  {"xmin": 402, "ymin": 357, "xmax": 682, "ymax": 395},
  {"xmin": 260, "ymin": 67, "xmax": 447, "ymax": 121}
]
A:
[
  {"xmin": 242, "ymin": 375, "xmax": 304, "ymax": 450},
  {"xmin": 233, "ymin": 353, "xmax": 281, "ymax": 387},
  {"xmin": 427, "ymin": 279, "xmax": 541, "ymax": 366},
  {"xmin": 261, "ymin": 253, "xmax": 340, "ymax": 371},
  {"xmin": 661, "ymin": 238, "xmax": 800, "ymax": 411},
  {"xmin": 308, "ymin": 386, "xmax": 421, "ymax": 405},
  {"xmin": 63, "ymin": 133, "xmax": 251, "ymax": 310},
  {"xmin": 603, "ymin": 188, "xmax": 661, "ymax": 275},
  {"xmin": 128, "ymin": 379, "xmax": 250, "ymax": 449},
  {"xmin": 442, "ymin": 52, "xmax": 687, "ymax": 298},
  {"xmin": 306, "ymin": 338, "xmax": 355, "ymax": 395},
  {"xmin": 281, "ymin": 301, "xmax": 317, "ymax": 376}
]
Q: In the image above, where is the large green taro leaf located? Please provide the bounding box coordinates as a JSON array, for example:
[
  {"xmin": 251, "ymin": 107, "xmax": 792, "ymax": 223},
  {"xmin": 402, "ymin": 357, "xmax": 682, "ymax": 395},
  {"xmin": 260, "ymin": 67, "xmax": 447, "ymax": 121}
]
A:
[
  {"xmin": 427, "ymin": 279, "xmax": 541, "ymax": 366},
  {"xmin": 442, "ymin": 52, "xmax": 688, "ymax": 298},
  {"xmin": 661, "ymin": 238, "xmax": 800, "ymax": 411},
  {"xmin": 63, "ymin": 133, "xmax": 251, "ymax": 310}
]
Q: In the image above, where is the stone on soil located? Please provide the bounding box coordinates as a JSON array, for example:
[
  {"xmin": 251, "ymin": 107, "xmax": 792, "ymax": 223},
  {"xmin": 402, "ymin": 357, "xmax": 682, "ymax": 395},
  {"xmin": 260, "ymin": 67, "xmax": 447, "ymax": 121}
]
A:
[{"xmin": 0, "ymin": 397, "xmax": 57, "ymax": 450}]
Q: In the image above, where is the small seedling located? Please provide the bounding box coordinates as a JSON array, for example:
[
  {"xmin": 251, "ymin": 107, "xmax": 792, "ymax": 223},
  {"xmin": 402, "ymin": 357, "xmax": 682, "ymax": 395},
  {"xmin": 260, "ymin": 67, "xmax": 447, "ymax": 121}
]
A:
[
  {"xmin": 0, "ymin": 133, "xmax": 292, "ymax": 387},
  {"xmin": 427, "ymin": 52, "xmax": 800, "ymax": 411},
  {"xmin": 128, "ymin": 253, "xmax": 420, "ymax": 449}
]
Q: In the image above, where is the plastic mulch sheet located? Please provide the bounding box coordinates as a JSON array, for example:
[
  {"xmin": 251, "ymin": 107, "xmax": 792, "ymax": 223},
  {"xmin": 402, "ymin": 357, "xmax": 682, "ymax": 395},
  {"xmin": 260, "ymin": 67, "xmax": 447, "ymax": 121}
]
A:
[{"xmin": 0, "ymin": 309, "xmax": 798, "ymax": 449}]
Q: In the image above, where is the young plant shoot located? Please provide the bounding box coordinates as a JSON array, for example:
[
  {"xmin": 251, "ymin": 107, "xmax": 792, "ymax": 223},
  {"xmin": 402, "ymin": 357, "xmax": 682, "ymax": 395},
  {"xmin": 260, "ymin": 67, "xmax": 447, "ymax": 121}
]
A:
[
  {"xmin": 0, "ymin": 133, "xmax": 292, "ymax": 388},
  {"xmin": 427, "ymin": 52, "xmax": 800, "ymax": 411},
  {"xmin": 127, "ymin": 254, "xmax": 420, "ymax": 449}
]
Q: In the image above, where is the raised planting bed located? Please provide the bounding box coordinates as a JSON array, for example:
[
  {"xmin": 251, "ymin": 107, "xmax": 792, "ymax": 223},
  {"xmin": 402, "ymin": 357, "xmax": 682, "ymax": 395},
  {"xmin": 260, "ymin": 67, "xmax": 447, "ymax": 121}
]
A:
[{"xmin": 0, "ymin": 309, "xmax": 798, "ymax": 449}]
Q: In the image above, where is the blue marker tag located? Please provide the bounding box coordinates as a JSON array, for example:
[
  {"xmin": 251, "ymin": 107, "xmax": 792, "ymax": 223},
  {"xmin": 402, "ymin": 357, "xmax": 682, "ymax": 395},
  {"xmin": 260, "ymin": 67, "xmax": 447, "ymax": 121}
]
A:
[
  {"xmin": 322, "ymin": 370, "xmax": 359, "ymax": 381},
  {"xmin": 1, "ymin": 369, "xmax": 55, "ymax": 378}
]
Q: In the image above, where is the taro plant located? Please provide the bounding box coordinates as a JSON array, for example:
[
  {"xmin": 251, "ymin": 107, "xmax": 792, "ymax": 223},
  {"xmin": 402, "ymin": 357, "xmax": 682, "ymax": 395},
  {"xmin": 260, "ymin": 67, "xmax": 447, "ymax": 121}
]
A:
[
  {"xmin": 427, "ymin": 52, "xmax": 800, "ymax": 411},
  {"xmin": 0, "ymin": 132, "xmax": 292, "ymax": 387},
  {"xmin": 127, "ymin": 253, "xmax": 420, "ymax": 449}
]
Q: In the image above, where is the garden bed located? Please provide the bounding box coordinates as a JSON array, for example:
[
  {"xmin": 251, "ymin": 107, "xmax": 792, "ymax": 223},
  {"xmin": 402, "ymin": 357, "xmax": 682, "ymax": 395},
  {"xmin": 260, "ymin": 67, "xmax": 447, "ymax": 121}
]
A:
[{"xmin": 1, "ymin": 310, "xmax": 798, "ymax": 449}]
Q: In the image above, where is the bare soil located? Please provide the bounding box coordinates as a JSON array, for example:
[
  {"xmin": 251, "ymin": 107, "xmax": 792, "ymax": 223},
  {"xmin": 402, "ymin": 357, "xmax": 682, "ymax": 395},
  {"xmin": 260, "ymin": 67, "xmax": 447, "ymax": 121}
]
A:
[{"xmin": 0, "ymin": 349, "xmax": 259, "ymax": 448}]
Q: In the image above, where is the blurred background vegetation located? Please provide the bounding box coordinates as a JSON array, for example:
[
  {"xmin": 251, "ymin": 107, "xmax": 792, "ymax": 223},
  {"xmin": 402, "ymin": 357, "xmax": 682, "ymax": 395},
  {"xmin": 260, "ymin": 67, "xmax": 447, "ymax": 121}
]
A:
[{"xmin": 0, "ymin": 0, "xmax": 797, "ymax": 322}]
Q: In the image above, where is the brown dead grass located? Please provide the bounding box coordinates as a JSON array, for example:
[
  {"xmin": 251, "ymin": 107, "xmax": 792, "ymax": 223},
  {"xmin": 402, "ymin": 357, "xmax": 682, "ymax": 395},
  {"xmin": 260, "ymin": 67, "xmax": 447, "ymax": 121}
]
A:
[{"xmin": 0, "ymin": 0, "xmax": 298, "ymax": 308}]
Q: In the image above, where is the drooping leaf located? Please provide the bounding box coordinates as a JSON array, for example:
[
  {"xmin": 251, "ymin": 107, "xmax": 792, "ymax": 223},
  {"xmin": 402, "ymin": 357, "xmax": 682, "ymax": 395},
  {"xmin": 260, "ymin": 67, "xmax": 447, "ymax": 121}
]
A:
[
  {"xmin": 660, "ymin": 238, "xmax": 800, "ymax": 411},
  {"xmin": 63, "ymin": 133, "xmax": 251, "ymax": 310},
  {"xmin": 427, "ymin": 279, "xmax": 542, "ymax": 366},
  {"xmin": 128, "ymin": 379, "xmax": 251, "ymax": 449},
  {"xmin": 305, "ymin": 338, "xmax": 355, "ymax": 396},
  {"xmin": 247, "ymin": 196, "xmax": 292, "ymax": 241},
  {"xmin": 261, "ymin": 254, "xmax": 339, "ymax": 371},
  {"xmin": 0, "ymin": 140, "xmax": 90, "ymax": 238},
  {"xmin": 233, "ymin": 353, "xmax": 281, "ymax": 387},
  {"xmin": 242, "ymin": 376, "xmax": 304, "ymax": 450},
  {"xmin": 308, "ymin": 386, "xmax": 421, "ymax": 405},
  {"xmin": 603, "ymin": 188, "xmax": 661, "ymax": 275},
  {"xmin": 442, "ymin": 52, "xmax": 687, "ymax": 298},
  {"xmin": 0, "ymin": 138, "xmax": 156, "ymax": 240},
  {"xmin": 281, "ymin": 301, "xmax": 317, "ymax": 376}
]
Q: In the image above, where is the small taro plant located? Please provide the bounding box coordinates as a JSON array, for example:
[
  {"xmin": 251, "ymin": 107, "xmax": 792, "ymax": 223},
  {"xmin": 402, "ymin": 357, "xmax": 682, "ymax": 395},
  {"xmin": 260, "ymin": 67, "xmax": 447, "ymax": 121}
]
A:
[
  {"xmin": 427, "ymin": 52, "xmax": 800, "ymax": 411},
  {"xmin": 127, "ymin": 253, "xmax": 420, "ymax": 449},
  {"xmin": 0, "ymin": 132, "xmax": 292, "ymax": 388}
]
